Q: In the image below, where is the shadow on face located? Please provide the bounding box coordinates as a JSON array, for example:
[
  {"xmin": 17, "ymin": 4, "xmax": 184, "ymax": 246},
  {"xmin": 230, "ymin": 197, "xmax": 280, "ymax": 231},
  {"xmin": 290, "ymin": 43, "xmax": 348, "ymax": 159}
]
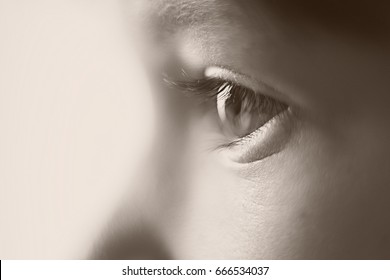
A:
[{"xmin": 91, "ymin": 225, "xmax": 172, "ymax": 260}]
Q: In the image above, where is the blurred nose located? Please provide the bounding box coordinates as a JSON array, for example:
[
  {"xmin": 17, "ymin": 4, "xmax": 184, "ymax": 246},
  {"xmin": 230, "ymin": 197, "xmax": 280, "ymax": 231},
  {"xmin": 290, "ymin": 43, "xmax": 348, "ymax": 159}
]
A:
[
  {"xmin": 91, "ymin": 224, "xmax": 172, "ymax": 259},
  {"xmin": 89, "ymin": 160, "xmax": 173, "ymax": 260}
]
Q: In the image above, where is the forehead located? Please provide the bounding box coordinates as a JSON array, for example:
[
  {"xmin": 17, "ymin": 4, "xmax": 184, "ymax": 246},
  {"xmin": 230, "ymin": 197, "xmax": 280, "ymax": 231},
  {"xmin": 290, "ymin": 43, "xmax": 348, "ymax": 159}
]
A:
[
  {"xmin": 139, "ymin": 0, "xmax": 233, "ymax": 34},
  {"xmin": 139, "ymin": 0, "xmax": 390, "ymax": 44},
  {"xmin": 132, "ymin": 0, "xmax": 390, "ymax": 117}
]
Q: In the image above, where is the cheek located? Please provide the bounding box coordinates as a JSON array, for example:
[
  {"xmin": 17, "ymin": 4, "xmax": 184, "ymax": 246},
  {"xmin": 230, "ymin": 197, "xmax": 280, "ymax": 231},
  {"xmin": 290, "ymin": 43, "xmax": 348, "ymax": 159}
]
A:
[{"xmin": 158, "ymin": 119, "xmax": 390, "ymax": 259}]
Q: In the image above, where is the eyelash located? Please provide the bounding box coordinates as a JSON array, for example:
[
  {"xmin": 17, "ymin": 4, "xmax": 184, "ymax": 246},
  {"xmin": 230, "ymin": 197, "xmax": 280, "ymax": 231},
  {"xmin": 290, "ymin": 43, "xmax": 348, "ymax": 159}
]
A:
[{"xmin": 163, "ymin": 75, "xmax": 286, "ymax": 113}]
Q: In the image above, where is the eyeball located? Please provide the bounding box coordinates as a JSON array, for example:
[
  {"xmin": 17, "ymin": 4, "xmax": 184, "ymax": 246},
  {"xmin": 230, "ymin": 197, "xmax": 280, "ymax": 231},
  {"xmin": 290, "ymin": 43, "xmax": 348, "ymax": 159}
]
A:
[{"xmin": 216, "ymin": 82, "xmax": 288, "ymax": 140}]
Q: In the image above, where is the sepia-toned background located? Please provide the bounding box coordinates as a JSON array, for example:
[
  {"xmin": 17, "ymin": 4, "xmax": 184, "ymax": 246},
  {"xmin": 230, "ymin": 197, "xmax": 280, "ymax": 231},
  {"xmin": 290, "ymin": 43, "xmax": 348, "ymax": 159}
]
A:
[{"xmin": 0, "ymin": 0, "xmax": 153, "ymax": 258}]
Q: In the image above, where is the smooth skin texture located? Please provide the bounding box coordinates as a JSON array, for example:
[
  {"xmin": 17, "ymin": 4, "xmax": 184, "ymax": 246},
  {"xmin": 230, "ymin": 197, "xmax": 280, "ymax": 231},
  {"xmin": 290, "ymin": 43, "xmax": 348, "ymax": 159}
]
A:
[{"xmin": 94, "ymin": 0, "xmax": 390, "ymax": 259}]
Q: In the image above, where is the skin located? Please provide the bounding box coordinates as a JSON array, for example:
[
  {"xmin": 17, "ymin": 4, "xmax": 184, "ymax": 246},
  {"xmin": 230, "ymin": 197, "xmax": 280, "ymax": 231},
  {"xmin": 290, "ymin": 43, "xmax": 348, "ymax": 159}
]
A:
[{"xmin": 93, "ymin": 0, "xmax": 390, "ymax": 259}]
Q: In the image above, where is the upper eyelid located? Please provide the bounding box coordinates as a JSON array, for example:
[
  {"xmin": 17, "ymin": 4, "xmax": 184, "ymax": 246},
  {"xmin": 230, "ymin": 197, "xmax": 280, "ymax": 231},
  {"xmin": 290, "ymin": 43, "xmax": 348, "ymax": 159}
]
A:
[
  {"xmin": 163, "ymin": 69, "xmax": 289, "ymax": 109},
  {"xmin": 163, "ymin": 66, "xmax": 293, "ymax": 106},
  {"xmin": 163, "ymin": 74, "xmax": 284, "ymax": 115},
  {"xmin": 163, "ymin": 72, "xmax": 231, "ymax": 97},
  {"xmin": 205, "ymin": 66, "xmax": 263, "ymax": 92},
  {"xmin": 204, "ymin": 66, "xmax": 292, "ymax": 104}
]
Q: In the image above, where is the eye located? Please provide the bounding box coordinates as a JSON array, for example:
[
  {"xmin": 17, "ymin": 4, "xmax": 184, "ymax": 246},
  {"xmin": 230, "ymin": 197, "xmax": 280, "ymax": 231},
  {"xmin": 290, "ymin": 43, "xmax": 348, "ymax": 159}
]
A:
[
  {"xmin": 163, "ymin": 71, "xmax": 288, "ymax": 142},
  {"xmin": 162, "ymin": 67, "xmax": 294, "ymax": 163},
  {"xmin": 215, "ymin": 81, "xmax": 288, "ymax": 140}
]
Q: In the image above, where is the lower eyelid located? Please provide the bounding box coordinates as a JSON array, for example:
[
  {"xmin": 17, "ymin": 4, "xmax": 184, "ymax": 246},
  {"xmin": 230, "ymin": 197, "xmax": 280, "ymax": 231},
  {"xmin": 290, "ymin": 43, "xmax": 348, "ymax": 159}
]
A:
[{"xmin": 218, "ymin": 108, "xmax": 294, "ymax": 164}]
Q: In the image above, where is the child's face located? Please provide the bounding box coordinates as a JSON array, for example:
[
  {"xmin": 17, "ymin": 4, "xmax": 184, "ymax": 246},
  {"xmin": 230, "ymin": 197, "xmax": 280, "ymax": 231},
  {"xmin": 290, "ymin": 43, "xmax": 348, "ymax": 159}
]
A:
[{"xmin": 127, "ymin": 0, "xmax": 390, "ymax": 258}]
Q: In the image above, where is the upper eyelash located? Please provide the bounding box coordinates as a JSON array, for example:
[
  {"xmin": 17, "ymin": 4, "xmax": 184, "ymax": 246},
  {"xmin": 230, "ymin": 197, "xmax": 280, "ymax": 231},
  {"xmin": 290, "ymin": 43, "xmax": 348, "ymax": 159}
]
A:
[
  {"xmin": 162, "ymin": 73, "xmax": 287, "ymax": 114},
  {"xmin": 163, "ymin": 74, "xmax": 228, "ymax": 97}
]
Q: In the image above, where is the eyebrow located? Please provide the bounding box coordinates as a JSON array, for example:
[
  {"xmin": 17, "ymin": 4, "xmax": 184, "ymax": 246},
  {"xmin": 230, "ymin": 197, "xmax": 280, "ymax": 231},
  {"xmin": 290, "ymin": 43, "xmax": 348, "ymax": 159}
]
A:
[{"xmin": 147, "ymin": 0, "xmax": 229, "ymax": 32}]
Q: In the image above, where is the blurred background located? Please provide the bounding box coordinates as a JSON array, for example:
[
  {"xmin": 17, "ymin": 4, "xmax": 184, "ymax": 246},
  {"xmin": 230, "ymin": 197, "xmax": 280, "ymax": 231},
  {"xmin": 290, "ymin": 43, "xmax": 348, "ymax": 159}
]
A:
[{"xmin": 0, "ymin": 0, "xmax": 154, "ymax": 258}]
